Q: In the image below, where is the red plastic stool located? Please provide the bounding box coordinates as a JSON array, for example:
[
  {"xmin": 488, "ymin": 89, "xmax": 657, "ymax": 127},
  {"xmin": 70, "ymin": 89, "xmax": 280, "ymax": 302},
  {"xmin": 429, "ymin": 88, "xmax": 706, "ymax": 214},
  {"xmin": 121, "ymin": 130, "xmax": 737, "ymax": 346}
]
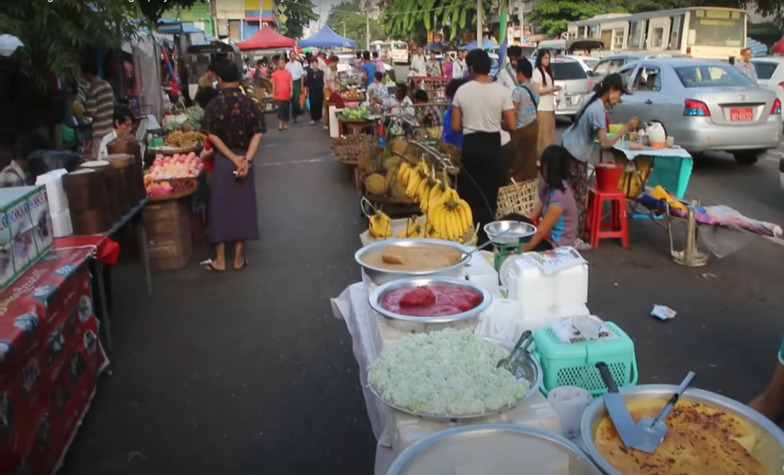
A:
[{"xmin": 586, "ymin": 188, "xmax": 629, "ymax": 248}]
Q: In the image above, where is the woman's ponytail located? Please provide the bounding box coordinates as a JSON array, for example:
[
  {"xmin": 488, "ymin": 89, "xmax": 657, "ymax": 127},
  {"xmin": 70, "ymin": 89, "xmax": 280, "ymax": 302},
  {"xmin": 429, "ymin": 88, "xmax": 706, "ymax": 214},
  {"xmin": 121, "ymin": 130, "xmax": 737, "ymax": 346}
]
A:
[{"xmin": 572, "ymin": 81, "xmax": 611, "ymax": 125}]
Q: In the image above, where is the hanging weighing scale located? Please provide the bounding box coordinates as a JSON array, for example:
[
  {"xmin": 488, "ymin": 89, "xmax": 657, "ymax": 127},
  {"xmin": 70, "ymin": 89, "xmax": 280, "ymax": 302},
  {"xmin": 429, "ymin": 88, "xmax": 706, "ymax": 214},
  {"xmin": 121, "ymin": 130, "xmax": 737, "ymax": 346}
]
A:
[{"xmin": 484, "ymin": 221, "xmax": 538, "ymax": 272}]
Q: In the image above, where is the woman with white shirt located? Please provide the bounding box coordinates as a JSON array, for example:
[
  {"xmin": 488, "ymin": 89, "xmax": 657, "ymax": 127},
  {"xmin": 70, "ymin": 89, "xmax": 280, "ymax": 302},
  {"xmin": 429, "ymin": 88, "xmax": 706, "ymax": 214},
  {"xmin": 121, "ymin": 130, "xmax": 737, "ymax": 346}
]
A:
[
  {"xmin": 451, "ymin": 49, "xmax": 516, "ymax": 243},
  {"xmin": 532, "ymin": 50, "xmax": 561, "ymax": 161}
]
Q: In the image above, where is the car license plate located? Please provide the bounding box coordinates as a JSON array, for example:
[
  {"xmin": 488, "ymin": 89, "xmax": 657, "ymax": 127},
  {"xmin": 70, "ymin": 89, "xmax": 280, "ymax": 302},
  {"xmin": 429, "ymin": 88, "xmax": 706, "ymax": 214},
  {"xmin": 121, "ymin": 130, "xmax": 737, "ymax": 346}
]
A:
[{"xmin": 730, "ymin": 107, "xmax": 753, "ymax": 122}]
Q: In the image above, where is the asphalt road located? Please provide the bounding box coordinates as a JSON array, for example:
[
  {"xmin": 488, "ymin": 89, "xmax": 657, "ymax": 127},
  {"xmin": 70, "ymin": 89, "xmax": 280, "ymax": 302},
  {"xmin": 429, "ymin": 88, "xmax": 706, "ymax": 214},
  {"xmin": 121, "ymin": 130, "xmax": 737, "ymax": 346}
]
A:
[{"xmin": 58, "ymin": 120, "xmax": 784, "ymax": 474}]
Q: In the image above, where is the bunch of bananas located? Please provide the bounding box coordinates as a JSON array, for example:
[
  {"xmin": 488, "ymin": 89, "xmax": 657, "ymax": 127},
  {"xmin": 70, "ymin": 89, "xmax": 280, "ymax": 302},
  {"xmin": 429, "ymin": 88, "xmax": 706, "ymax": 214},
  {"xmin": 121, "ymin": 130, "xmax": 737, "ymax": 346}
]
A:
[
  {"xmin": 402, "ymin": 161, "xmax": 434, "ymax": 204},
  {"xmin": 369, "ymin": 210, "xmax": 393, "ymax": 239},
  {"xmin": 428, "ymin": 186, "xmax": 474, "ymax": 241},
  {"xmin": 396, "ymin": 215, "xmax": 428, "ymax": 238}
]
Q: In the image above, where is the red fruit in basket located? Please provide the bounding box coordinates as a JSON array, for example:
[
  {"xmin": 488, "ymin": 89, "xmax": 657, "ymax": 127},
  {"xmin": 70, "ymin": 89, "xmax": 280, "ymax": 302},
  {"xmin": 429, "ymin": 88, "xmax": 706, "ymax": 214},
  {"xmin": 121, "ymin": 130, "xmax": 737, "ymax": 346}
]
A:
[{"xmin": 398, "ymin": 286, "xmax": 436, "ymax": 307}]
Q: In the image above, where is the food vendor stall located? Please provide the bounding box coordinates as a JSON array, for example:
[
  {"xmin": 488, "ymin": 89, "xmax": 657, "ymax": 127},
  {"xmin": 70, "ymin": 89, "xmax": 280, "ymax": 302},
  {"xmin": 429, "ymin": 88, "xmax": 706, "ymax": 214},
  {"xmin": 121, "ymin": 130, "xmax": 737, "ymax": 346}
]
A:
[{"xmin": 328, "ymin": 140, "xmax": 784, "ymax": 472}]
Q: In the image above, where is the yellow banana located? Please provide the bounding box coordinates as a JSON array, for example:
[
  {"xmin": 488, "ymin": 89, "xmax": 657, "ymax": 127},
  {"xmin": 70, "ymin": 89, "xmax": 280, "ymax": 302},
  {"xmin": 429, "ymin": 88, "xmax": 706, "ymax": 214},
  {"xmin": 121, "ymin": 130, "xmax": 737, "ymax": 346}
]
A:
[
  {"xmin": 405, "ymin": 170, "xmax": 421, "ymax": 198},
  {"xmin": 415, "ymin": 177, "xmax": 429, "ymax": 203},
  {"xmin": 397, "ymin": 162, "xmax": 410, "ymax": 185},
  {"xmin": 456, "ymin": 200, "xmax": 472, "ymax": 235},
  {"xmin": 370, "ymin": 211, "xmax": 392, "ymax": 238}
]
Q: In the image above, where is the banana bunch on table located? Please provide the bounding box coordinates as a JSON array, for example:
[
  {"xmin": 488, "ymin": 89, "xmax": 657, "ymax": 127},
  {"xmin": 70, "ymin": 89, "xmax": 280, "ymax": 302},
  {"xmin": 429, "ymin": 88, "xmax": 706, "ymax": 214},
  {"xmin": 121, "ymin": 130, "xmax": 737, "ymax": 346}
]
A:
[{"xmin": 369, "ymin": 210, "xmax": 393, "ymax": 239}]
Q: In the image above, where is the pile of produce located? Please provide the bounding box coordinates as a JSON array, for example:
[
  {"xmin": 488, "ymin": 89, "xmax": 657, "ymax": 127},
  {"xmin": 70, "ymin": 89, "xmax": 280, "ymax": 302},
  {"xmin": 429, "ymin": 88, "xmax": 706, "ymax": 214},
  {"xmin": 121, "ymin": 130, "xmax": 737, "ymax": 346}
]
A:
[
  {"xmin": 340, "ymin": 105, "xmax": 371, "ymax": 120},
  {"xmin": 331, "ymin": 134, "xmax": 375, "ymax": 165},
  {"xmin": 164, "ymin": 131, "xmax": 205, "ymax": 148},
  {"xmin": 364, "ymin": 156, "xmax": 474, "ymax": 242},
  {"xmin": 145, "ymin": 153, "xmax": 204, "ymax": 180},
  {"xmin": 341, "ymin": 89, "xmax": 365, "ymax": 101},
  {"xmin": 368, "ymin": 328, "xmax": 530, "ymax": 416},
  {"xmin": 163, "ymin": 107, "xmax": 203, "ymax": 133}
]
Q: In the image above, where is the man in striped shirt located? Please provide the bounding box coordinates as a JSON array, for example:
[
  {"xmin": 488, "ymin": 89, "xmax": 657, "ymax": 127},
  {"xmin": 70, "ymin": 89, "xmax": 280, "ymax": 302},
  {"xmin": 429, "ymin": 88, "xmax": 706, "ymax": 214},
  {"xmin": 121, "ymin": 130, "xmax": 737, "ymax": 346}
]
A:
[{"xmin": 82, "ymin": 64, "xmax": 115, "ymax": 158}]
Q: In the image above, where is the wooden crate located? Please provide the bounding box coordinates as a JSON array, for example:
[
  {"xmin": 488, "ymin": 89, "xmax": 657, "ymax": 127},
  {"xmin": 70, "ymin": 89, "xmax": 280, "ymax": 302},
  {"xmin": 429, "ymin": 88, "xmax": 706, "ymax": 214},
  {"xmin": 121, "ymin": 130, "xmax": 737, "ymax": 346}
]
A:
[{"xmin": 143, "ymin": 199, "xmax": 193, "ymax": 271}]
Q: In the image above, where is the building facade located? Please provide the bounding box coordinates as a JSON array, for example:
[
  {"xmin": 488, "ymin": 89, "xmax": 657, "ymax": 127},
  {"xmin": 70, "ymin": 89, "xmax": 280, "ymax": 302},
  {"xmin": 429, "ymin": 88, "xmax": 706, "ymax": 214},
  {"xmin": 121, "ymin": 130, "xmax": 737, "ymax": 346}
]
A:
[
  {"xmin": 214, "ymin": 0, "xmax": 280, "ymax": 41},
  {"xmin": 161, "ymin": 2, "xmax": 215, "ymax": 36}
]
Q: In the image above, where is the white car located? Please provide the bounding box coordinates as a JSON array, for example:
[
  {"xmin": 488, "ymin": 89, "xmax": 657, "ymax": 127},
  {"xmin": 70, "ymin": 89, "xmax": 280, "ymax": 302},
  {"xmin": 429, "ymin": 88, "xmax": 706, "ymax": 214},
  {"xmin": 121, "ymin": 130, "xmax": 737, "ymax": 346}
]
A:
[
  {"xmin": 563, "ymin": 55, "xmax": 600, "ymax": 73},
  {"xmin": 751, "ymin": 57, "xmax": 784, "ymax": 123}
]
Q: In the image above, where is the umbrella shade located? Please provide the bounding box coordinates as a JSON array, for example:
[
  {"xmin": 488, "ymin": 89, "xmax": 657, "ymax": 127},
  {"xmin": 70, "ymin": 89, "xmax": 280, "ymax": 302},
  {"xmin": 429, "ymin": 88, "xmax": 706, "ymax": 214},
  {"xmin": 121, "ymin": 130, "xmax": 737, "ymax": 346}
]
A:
[
  {"xmin": 747, "ymin": 37, "xmax": 768, "ymax": 57},
  {"xmin": 237, "ymin": 26, "xmax": 295, "ymax": 51},
  {"xmin": 460, "ymin": 39, "xmax": 497, "ymax": 50},
  {"xmin": 298, "ymin": 26, "xmax": 356, "ymax": 49},
  {"xmin": 424, "ymin": 42, "xmax": 446, "ymax": 51},
  {"xmin": 0, "ymin": 35, "xmax": 23, "ymax": 57}
]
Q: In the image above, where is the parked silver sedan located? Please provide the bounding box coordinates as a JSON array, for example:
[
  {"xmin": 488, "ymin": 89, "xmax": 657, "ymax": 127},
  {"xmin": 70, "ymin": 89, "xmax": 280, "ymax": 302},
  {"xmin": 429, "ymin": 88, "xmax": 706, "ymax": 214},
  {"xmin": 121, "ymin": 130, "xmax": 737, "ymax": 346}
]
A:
[{"xmin": 608, "ymin": 59, "xmax": 782, "ymax": 165}]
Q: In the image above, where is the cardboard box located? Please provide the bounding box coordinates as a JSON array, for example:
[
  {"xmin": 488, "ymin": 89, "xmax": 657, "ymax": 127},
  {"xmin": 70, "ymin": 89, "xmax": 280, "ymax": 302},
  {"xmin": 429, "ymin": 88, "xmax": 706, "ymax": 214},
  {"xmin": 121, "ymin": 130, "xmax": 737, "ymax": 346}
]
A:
[
  {"xmin": 0, "ymin": 186, "xmax": 49, "ymax": 288},
  {"xmin": 27, "ymin": 186, "xmax": 53, "ymax": 256}
]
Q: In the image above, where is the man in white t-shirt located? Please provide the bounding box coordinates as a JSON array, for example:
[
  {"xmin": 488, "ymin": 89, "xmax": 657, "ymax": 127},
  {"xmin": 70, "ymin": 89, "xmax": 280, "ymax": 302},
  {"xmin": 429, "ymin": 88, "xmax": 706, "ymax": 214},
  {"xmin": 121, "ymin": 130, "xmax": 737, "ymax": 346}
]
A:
[
  {"xmin": 286, "ymin": 53, "xmax": 306, "ymax": 122},
  {"xmin": 450, "ymin": 49, "xmax": 516, "ymax": 243},
  {"xmin": 409, "ymin": 46, "xmax": 427, "ymax": 77}
]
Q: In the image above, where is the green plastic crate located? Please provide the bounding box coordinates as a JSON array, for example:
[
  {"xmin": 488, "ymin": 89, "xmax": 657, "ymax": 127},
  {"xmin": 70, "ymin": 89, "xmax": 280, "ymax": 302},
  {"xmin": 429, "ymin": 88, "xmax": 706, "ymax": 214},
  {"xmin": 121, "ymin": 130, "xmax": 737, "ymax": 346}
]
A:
[
  {"xmin": 647, "ymin": 155, "xmax": 693, "ymax": 200},
  {"xmin": 533, "ymin": 322, "xmax": 638, "ymax": 397}
]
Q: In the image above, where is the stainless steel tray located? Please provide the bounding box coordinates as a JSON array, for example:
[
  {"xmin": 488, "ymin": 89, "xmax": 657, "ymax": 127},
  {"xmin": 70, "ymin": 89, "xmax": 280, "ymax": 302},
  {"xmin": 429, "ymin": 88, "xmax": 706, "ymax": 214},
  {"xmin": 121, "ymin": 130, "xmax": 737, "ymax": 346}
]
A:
[
  {"xmin": 368, "ymin": 276, "xmax": 491, "ymax": 333},
  {"xmin": 387, "ymin": 423, "xmax": 602, "ymax": 475},
  {"xmin": 369, "ymin": 338, "xmax": 543, "ymax": 421},
  {"xmin": 355, "ymin": 238, "xmax": 471, "ymax": 285},
  {"xmin": 580, "ymin": 385, "xmax": 784, "ymax": 475}
]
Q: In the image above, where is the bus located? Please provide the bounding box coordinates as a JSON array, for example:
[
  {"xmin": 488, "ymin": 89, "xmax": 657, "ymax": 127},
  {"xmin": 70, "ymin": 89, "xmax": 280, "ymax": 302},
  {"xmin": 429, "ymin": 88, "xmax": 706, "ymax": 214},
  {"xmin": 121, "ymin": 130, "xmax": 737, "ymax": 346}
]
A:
[
  {"xmin": 370, "ymin": 40, "xmax": 410, "ymax": 64},
  {"xmin": 565, "ymin": 7, "xmax": 747, "ymax": 60}
]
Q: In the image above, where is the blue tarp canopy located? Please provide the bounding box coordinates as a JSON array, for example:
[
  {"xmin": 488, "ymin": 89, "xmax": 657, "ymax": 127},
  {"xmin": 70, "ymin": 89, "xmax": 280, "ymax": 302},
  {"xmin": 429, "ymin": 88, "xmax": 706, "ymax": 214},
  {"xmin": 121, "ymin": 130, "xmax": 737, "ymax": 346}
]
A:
[
  {"xmin": 298, "ymin": 26, "xmax": 356, "ymax": 49},
  {"xmin": 460, "ymin": 39, "xmax": 498, "ymax": 50},
  {"xmin": 424, "ymin": 42, "xmax": 446, "ymax": 51}
]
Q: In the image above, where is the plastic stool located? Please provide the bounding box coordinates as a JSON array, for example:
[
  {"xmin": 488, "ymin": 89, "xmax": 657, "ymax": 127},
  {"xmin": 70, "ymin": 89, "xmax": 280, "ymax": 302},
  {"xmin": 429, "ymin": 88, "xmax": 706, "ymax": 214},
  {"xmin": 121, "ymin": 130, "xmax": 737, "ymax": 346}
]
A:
[{"xmin": 587, "ymin": 188, "xmax": 628, "ymax": 248}]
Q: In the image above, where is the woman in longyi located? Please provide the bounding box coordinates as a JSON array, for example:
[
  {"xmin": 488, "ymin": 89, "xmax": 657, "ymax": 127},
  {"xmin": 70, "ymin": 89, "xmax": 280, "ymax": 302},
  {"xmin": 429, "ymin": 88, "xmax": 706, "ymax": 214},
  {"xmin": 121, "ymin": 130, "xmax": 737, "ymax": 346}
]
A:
[{"xmin": 594, "ymin": 398, "xmax": 771, "ymax": 474}]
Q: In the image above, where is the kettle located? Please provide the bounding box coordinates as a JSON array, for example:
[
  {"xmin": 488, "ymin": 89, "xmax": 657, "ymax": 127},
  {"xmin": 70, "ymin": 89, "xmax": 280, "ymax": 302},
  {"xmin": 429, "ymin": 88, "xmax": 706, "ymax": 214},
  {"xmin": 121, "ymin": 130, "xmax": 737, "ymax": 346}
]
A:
[{"xmin": 646, "ymin": 122, "xmax": 666, "ymax": 145}]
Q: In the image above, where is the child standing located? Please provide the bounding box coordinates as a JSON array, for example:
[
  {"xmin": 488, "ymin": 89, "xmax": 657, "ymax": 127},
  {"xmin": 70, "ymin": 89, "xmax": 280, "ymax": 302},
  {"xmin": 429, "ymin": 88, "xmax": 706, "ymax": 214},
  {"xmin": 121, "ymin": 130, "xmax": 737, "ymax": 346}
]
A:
[{"xmin": 271, "ymin": 58, "xmax": 293, "ymax": 131}]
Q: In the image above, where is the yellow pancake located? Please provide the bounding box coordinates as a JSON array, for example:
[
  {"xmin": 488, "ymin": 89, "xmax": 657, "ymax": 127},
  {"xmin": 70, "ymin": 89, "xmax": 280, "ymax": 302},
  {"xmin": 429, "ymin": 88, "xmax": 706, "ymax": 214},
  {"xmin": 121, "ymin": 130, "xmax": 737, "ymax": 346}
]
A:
[{"xmin": 594, "ymin": 398, "xmax": 771, "ymax": 475}]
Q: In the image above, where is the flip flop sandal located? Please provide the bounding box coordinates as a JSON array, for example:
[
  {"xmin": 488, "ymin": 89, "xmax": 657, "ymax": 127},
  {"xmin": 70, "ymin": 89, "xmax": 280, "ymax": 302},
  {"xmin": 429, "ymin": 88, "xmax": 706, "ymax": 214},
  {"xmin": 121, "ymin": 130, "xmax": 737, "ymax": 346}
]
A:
[
  {"xmin": 200, "ymin": 258, "xmax": 225, "ymax": 272},
  {"xmin": 234, "ymin": 259, "xmax": 248, "ymax": 271}
]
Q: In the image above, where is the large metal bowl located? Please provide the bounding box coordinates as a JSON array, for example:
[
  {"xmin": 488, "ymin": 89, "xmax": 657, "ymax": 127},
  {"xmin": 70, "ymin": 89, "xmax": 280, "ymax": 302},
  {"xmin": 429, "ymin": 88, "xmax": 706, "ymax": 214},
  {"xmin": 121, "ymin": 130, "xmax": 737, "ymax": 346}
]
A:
[
  {"xmin": 387, "ymin": 423, "xmax": 603, "ymax": 475},
  {"xmin": 580, "ymin": 385, "xmax": 784, "ymax": 475},
  {"xmin": 484, "ymin": 220, "xmax": 537, "ymax": 245},
  {"xmin": 354, "ymin": 238, "xmax": 471, "ymax": 286},
  {"xmin": 368, "ymin": 276, "xmax": 492, "ymax": 333},
  {"xmin": 369, "ymin": 337, "xmax": 543, "ymax": 421}
]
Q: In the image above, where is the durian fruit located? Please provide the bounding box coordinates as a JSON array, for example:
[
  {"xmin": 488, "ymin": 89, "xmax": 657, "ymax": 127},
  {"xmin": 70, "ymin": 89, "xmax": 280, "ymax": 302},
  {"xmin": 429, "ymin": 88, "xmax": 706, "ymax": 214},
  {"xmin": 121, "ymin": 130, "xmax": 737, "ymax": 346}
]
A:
[
  {"xmin": 364, "ymin": 173, "xmax": 388, "ymax": 195},
  {"xmin": 384, "ymin": 167, "xmax": 397, "ymax": 193},
  {"xmin": 382, "ymin": 155, "xmax": 401, "ymax": 171},
  {"xmin": 390, "ymin": 181, "xmax": 407, "ymax": 198},
  {"xmin": 389, "ymin": 138, "xmax": 407, "ymax": 156}
]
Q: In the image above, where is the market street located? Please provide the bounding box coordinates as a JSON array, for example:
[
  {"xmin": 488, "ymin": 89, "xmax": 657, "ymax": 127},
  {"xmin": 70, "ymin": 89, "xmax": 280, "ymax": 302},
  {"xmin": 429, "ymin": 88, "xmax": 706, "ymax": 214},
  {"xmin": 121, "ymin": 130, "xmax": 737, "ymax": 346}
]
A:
[{"xmin": 60, "ymin": 122, "xmax": 784, "ymax": 474}]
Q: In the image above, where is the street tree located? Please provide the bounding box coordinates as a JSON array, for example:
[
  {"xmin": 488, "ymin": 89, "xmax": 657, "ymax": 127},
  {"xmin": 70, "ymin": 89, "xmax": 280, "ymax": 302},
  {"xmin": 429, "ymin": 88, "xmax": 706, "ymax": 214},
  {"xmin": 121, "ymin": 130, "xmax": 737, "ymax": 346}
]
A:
[
  {"xmin": 0, "ymin": 0, "xmax": 141, "ymax": 91},
  {"xmin": 279, "ymin": 0, "xmax": 319, "ymax": 38},
  {"xmin": 381, "ymin": 0, "xmax": 495, "ymax": 43},
  {"xmin": 327, "ymin": 0, "xmax": 384, "ymax": 44},
  {"xmin": 530, "ymin": 1, "xmax": 622, "ymax": 37},
  {"xmin": 139, "ymin": 0, "xmax": 206, "ymax": 22}
]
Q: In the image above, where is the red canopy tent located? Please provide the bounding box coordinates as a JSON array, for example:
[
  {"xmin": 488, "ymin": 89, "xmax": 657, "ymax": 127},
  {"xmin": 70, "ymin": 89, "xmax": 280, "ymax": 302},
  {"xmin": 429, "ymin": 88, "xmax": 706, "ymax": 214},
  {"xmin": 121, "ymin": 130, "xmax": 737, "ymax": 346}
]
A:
[{"xmin": 237, "ymin": 26, "xmax": 295, "ymax": 51}]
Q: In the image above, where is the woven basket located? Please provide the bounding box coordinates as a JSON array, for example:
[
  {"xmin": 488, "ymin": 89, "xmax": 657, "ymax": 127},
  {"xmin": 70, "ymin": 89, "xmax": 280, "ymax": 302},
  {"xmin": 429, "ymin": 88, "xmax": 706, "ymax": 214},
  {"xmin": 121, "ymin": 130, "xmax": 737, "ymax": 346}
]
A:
[
  {"xmin": 332, "ymin": 135, "xmax": 376, "ymax": 165},
  {"xmin": 496, "ymin": 179, "xmax": 539, "ymax": 219}
]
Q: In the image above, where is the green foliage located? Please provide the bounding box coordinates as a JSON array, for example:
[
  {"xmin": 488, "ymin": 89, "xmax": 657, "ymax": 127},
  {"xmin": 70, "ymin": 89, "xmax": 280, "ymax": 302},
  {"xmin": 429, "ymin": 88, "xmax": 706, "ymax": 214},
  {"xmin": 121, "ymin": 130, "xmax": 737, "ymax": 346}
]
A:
[
  {"xmin": 139, "ymin": 0, "xmax": 205, "ymax": 22},
  {"xmin": 327, "ymin": 0, "xmax": 385, "ymax": 46},
  {"xmin": 0, "ymin": 0, "xmax": 143, "ymax": 91},
  {"xmin": 531, "ymin": 1, "xmax": 621, "ymax": 37},
  {"xmin": 380, "ymin": 0, "xmax": 495, "ymax": 42},
  {"xmin": 280, "ymin": 0, "xmax": 318, "ymax": 38}
]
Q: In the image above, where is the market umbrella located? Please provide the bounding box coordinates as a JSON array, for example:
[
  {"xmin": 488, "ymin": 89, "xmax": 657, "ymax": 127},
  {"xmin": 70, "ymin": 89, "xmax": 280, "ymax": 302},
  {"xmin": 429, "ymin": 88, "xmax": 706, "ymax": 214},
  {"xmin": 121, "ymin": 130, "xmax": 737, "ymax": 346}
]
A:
[
  {"xmin": 0, "ymin": 35, "xmax": 23, "ymax": 57},
  {"xmin": 237, "ymin": 26, "xmax": 295, "ymax": 51},
  {"xmin": 748, "ymin": 37, "xmax": 768, "ymax": 57},
  {"xmin": 460, "ymin": 39, "xmax": 497, "ymax": 51},
  {"xmin": 298, "ymin": 25, "xmax": 356, "ymax": 49},
  {"xmin": 424, "ymin": 42, "xmax": 446, "ymax": 51}
]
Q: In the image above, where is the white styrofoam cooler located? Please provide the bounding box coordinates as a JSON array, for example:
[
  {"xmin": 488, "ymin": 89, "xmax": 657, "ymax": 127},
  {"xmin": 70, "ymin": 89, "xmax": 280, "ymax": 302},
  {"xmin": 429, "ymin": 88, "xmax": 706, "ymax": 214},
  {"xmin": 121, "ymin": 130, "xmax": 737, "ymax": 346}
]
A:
[
  {"xmin": 35, "ymin": 169, "xmax": 69, "ymax": 213},
  {"xmin": 500, "ymin": 255, "xmax": 589, "ymax": 319}
]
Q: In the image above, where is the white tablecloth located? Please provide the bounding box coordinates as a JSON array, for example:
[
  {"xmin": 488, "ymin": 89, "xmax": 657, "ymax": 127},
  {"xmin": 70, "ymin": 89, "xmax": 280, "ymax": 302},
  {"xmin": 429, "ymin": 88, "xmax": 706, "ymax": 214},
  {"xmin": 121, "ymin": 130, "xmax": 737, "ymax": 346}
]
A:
[{"xmin": 331, "ymin": 282, "xmax": 561, "ymax": 475}]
